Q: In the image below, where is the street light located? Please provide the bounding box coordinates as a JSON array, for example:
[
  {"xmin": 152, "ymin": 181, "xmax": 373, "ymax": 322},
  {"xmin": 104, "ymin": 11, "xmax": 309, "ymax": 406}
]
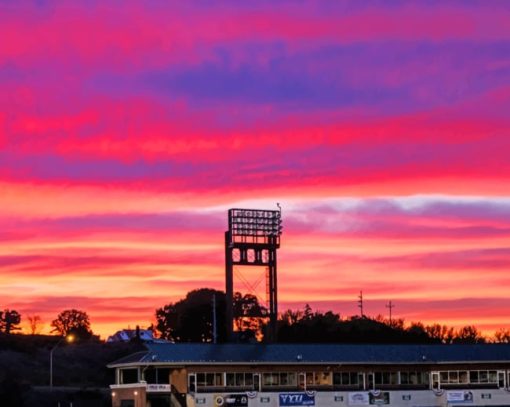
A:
[{"xmin": 50, "ymin": 334, "xmax": 74, "ymax": 388}]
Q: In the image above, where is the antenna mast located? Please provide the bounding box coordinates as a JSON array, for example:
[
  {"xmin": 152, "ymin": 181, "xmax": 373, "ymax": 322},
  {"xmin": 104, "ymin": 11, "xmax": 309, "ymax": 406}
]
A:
[
  {"xmin": 386, "ymin": 300, "xmax": 395, "ymax": 326},
  {"xmin": 358, "ymin": 291, "xmax": 364, "ymax": 317}
]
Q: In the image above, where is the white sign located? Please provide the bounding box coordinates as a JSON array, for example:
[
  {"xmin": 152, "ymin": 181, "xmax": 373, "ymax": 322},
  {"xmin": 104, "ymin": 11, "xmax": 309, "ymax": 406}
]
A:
[
  {"xmin": 147, "ymin": 384, "xmax": 172, "ymax": 392},
  {"xmin": 349, "ymin": 392, "xmax": 370, "ymax": 406},
  {"xmin": 446, "ymin": 391, "xmax": 473, "ymax": 403}
]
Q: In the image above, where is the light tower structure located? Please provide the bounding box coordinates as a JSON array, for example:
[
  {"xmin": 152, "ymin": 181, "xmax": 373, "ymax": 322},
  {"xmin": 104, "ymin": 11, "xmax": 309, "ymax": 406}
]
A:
[{"xmin": 225, "ymin": 207, "xmax": 282, "ymax": 342}]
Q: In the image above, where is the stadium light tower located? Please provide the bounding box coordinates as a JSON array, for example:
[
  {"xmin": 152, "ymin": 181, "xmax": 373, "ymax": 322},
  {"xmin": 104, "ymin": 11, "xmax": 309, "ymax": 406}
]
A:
[{"xmin": 225, "ymin": 206, "xmax": 283, "ymax": 342}]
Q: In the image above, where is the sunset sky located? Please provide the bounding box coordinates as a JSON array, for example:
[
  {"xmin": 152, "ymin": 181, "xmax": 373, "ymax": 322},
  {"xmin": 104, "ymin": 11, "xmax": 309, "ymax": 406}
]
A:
[{"xmin": 1, "ymin": 1, "xmax": 510, "ymax": 339}]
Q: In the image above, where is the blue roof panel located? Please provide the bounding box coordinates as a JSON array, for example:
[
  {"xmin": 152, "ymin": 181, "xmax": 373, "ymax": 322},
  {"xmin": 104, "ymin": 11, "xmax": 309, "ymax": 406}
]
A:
[{"xmin": 109, "ymin": 344, "xmax": 510, "ymax": 366}]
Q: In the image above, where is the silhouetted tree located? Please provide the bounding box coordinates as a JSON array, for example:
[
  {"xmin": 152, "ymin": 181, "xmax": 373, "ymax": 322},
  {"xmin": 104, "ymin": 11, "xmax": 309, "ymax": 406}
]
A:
[
  {"xmin": 406, "ymin": 322, "xmax": 431, "ymax": 343},
  {"xmin": 27, "ymin": 315, "xmax": 42, "ymax": 335},
  {"xmin": 494, "ymin": 328, "xmax": 510, "ymax": 343},
  {"xmin": 453, "ymin": 325, "xmax": 486, "ymax": 344},
  {"xmin": 155, "ymin": 303, "xmax": 179, "ymax": 340},
  {"xmin": 280, "ymin": 309, "xmax": 303, "ymax": 325},
  {"xmin": 233, "ymin": 292, "xmax": 267, "ymax": 334},
  {"xmin": 303, "ymin": 304, "xmax": 313, "ymax": 320},
  {"xmin": 277, "ymin": 305, "xmax": 446, "ymax": 344},
  {"xmin": 375, "ymin": 314, "xmax": 406, "ymax": 330},
  {"xmin": 0, "ymin": 309, "xmax": 21, "ymax": 334},
  {"xmin": 425, "ymin": 323, "xmax": 455, "ymax": 344},
  {"xmin": 156, "ymin": 288, "xmax": 227, "ymax": 342},
  {"xmin": 51, "ymin": 309, "xmax": 93, "ymax": 339},
  {"xmin": 156, "ymin": 290, "xmax": 499, "ymax": 344}
]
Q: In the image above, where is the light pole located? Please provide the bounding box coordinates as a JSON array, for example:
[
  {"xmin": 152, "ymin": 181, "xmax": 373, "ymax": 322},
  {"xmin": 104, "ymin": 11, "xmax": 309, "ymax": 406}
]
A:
[{"xmin": 50, "ymin": 334, "xmax": 74, "ymax": 388}]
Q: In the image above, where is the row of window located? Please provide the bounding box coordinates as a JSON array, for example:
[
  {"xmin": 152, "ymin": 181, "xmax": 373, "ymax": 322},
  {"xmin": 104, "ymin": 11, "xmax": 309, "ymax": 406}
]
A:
[
  {"xmin": 118, "ymin": 368, "xmax": 507, "ymax": 388},
  {"xmin": 119, "ymin": 367, "xmax": 171, "ymax": 384},
  {"xmin": 192, "ymin": 370, "xmax": 485, "ymax": 389},
  {"xmin": 438, "ymin": 370, "xmax": 500, "ymax": 384},
  {"xmin": 264, "ymin": 372, "xmax": 297, "ymax": 386},
  {"xmin": 401, "ymin": 371, "xmax": 429, "ymax": 385}
]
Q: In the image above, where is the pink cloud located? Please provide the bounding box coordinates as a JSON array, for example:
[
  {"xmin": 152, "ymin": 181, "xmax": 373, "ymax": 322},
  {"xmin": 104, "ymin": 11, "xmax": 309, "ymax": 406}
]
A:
[{"xmin": 2, "ymin": 1, "xmax": 510, "ymax": 338}]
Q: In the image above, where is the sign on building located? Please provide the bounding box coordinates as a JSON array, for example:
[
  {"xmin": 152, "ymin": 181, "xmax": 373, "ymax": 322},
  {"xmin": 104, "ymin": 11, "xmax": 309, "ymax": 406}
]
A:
[
  {"xmin": 446, "ymin": 391, "xmax": 473, "ymax": 403},
  {"xmin": 279, "ymin": 393, "xmax": 315, "ymax": 406},
  {"xmin": 369, "ymin": 392, "xmax": 390, "ymax": 405},
  {"xmin": 216, "ymin": 394, "xmax": 248, "ymax": 407},
  {"xmin": 147, "ymin": 384, "xmax": 171, "ymax": 392},
  {"xmin": 348, "ymin": 392, "xmax": 370, "ymax": 406}
]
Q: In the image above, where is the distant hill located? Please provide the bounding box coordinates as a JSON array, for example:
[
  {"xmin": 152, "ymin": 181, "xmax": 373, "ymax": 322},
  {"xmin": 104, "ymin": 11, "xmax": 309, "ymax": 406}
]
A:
[{"xmin": 0, "ymin": 333, "xmax": 144, "ymax": 406}]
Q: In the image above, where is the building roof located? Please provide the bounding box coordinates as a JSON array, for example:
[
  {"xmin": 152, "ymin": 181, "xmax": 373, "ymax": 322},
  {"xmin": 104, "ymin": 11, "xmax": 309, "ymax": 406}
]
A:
[
  {"xmin": 107, "ymin": 329, "xmax": 155, "ymax": 343},
  {"xmin": 108, "ymin": 343, "xmax": 510, "ymax": 367}
]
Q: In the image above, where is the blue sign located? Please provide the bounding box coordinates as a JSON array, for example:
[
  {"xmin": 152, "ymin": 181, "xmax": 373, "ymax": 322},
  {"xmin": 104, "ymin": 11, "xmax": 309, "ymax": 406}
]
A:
[{"xmin": 279, "ymin": 393, "xmax": 315, "ymax": 406}]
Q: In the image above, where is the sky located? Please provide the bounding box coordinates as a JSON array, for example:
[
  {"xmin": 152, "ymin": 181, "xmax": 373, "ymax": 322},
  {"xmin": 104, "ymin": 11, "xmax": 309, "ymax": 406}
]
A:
[{"xmin": 1, "ymin": 0, "xmax": 510, "ymax": 339}]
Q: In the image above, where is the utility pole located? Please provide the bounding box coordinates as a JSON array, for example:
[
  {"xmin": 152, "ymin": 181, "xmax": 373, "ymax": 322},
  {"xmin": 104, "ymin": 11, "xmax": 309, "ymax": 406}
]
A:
[
  {"xmin": 358, "ymin": 291, "xmax": 364, "ymax": 317},
  {"xmin": 386, "ymin": 301, "xmax": 395, "ymax": 326}
]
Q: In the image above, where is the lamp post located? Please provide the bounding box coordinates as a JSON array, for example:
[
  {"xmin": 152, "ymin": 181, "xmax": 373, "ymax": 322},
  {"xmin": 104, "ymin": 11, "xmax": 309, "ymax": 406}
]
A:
[{"xmin": 50, "ymin": 334, "xmax": 74, "ymax": 388}]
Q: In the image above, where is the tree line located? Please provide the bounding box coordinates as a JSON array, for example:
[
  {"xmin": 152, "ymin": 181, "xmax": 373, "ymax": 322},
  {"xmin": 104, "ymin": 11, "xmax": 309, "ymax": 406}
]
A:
[
  {"xmin": 153, "ymin": 288, "xmax": 510, "ymax": 344},
  {"xmin": 3, "ymin": 289, "xmax": 510, "ymax": 344},
  {"xmin": 0, "ymin": 308, "xmax": 94, "ymax": 339}
]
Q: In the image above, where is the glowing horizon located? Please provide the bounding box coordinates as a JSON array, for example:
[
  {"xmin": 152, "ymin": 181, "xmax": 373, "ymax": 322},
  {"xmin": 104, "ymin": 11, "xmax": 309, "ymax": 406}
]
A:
[{"xmin": 1, "ymin": 1, "xmax": 510, "ymax": 339}]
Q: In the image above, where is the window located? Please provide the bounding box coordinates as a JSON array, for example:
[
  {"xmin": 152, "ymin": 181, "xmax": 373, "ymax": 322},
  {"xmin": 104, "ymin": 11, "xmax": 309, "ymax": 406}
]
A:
[
  {"xmin": 226, "ymin": 373, "xmax": 253, "ymax": 388},
  {"xmin": 262, "ymin": 372, "xmax": 297, "ymax": 387},
  {"xmin": 333, "ymin": 372, "xmax": 360, "ymax": 386},
  {"xmin": 226, "ymin": 373, "xmax": 235, "ymax": 386},
  {"xmin": 439, "ymin": 371, "xmax": 468, "ymax": 384},
  {"xmin": 440, "ymin": 370, "xmax": 499, "ymax": 385},
  {"xmin": 304, "ymin": 372, "xmax": 332, "ymax": 386},
  {"xmin": 306, "ymin": 373, "xmax": 314, "ymax": 386},
  {"xmin": 280, "ymin": 373, "xmax": 297, "ymax": 386},
  {"xmin": 374, "ymin": 372, "xmax": 398, "ymax": 385},
  {"xmin": 245, "ymin": 374, "xmax": 254, "ymax": 386},
  {"xmin": 145, "ymin": 367, "xmax": 171, "ymax": 384},
  {"xmin": 196, "ymin": 373, "xmax": 224, "ymax": 388},
  {"xmin": 400, "ymin": 371, "xmax": 429, "ymax": 385},
  {"xmin": 121, "ymin": 368, "xmax": 138, "ymax": 384},
  {"xmin": 469, "ymin": 370, "xmax": 498, "ymax": 384},
  {"xmin": 216, "ymin": 373, "xmax": 223, "ymax": 386},
  {"xmin": 235, "ymin": 373, "xmax": 244, "ymax": 387},
  {"xmin": 449, "ymin": 371, "xmax": 459, "ymax": 383},
  {"xmin": 315, "ymin": 372, "xmax": 331, "ymax": 385},
  {"xmin": 263, "ymin": 373, "xmax": 279, "ymax": 386},
  {"xmin": 197, "ymin": 373, "xmax": 206, "ymax": 386}
]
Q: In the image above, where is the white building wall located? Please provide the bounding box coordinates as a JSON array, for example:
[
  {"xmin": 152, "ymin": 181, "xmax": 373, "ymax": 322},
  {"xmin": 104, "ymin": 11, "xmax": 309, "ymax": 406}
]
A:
[{"xmin": 189, "ymin": 389, "xmax": 510, "ymax": 407}]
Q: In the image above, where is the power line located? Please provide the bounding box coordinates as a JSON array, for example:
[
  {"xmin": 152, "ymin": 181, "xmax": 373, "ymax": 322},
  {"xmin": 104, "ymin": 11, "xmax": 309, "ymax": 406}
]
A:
[
  {"xmin": 358, "ymin": 291, "xmax": 364, "ymax": 317},
  {"xmin": 386, "ymin": 300, "xmax": 395, "ymax": 325}
]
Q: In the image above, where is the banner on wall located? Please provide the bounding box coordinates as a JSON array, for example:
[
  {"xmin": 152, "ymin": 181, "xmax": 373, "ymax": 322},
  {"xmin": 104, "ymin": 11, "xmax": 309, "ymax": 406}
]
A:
[
  {"xmin": 146, "ymin": 384, "xmax": 171, "ymax": 392},
  {"xmin": 446, "ymin": 391, "xmax": 473, "ymax": 403},
  {"xmin": 226, "ymin": 394, "xmax": 249, "ymax": 407},
  {"xmin": 369, "ymin": 392, "xmax": 390, "ymax": 405},
  {"xmin": 279, "ymin": 392, "xmax": 315, "ymax": 406},
  {"xmin": 348, "ymin": 392, "xmax": 370, "ymax": 406},
  {"xmin": 215, "ymin": 394, "xmax": 249, "ymax": 407}
]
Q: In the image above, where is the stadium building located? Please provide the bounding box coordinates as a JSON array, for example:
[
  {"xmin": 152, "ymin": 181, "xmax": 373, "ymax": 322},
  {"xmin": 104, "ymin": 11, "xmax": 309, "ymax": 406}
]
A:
[{"xmin": 108, "ymin": 343, "xmax": 510, "ymax": 407}]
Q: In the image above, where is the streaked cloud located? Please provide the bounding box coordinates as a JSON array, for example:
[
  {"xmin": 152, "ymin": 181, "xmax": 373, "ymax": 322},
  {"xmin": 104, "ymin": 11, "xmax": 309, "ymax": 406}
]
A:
[{"xmin": 1, "ymin": 1, "xmax": 509, "ymax": 338}]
